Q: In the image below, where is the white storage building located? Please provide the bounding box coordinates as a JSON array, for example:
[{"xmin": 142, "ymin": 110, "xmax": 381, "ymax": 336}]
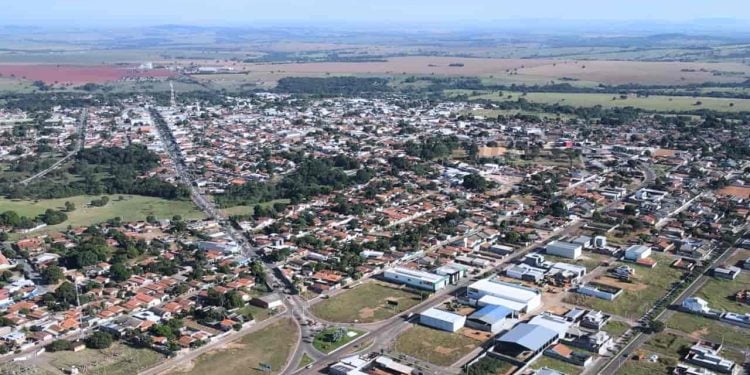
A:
[
  {"xmin": 545, "ymin": 241, "xmax": 582, "ymax": 259},
  {"xmin": 624, "ymin": 245, "xmax": 651, "ymax": 261},
  {"xmin": 419, "ymin": 307, "xmax": 466, "ymax": 332},
  {"xmin": 467, "ymin": 278, "xmax": 542, "ymax": 313}
]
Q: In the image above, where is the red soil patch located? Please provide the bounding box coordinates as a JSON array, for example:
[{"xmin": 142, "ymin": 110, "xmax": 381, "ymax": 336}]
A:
[{"xmin": 0, "ymin": 64, "xmax": 175, "ymax": 84}]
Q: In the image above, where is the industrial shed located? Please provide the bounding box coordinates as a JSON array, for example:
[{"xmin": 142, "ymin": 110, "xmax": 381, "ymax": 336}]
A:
[
  {"xmin": 494, "ymin": 323, "xmax": 559, "ymax": 360},
  {"xmin": 545, "ymin": 241, "xmax": 582, "ymax": 260},
  {"xmin": 419, "ymin": 307, "xmax": 466, "ymax": 332},
  {"xmin": 468, "ymin": 278, "xmax": 542, "ymax": 313},
  {"xmin": 466, "ymin": 304, "xmax": 513, "ymax": 333}
]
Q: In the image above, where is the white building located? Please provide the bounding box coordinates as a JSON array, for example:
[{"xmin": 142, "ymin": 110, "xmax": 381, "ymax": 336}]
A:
[
  {"xmin": 468, "ymin": 278, "xmax": 542, "ymax": 313},
  {"xmin": 545, "ymin": 241, "xmax": 582, "ymax": 260},
  {"xmin": 682, "ymin": 297, "xmax": 710, "ymax": 314},
  {"xmin": 624, "ymin": 245, "xmax": 651, "ymax": 261},
  {"xmin": 383, "ymin": 267, "xmax": 448, "ymax": 291},
  {"xmin": 419, "ymin": 307, "xmax": 466, "ymax": 332}
]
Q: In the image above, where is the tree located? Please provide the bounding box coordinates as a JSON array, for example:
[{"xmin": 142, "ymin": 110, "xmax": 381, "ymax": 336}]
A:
[
  {"xmin": 41, "ymin": 264, "xmax": 64, "ymax": 285},
  {"xmin": 462, "ymin": 173, "xmax": 490, "ymax": 192},
  {"xmin": 110, "ymin": 263, "xmax": 132, "ymax": 282},
  {"xmin": 64, "ymin": 201, "xmax": 76, "ymax": 212},
  {"xmin": 46, "ymin": 339, "xmax": 72, "ymax": 352},
  {"xmin": 85, "ymin": 331, "xmax": 113, "ymax": 349},
  {"xmin": 53, "ymin": 282, "xmax": 77, "ymax": 306},
  {"xmin": 647, "ymin": 320, "xmax": 665, "ymax": 333}
]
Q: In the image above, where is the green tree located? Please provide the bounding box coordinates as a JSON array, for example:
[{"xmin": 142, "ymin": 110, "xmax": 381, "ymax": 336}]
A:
[
  {"xmin": 64, "ymin": 201, "xmax": 76, "ymax": 212},
  {"xmin": 41, "ymin": 264, "xmax": 64, "ymax": 285},
  {"xmin": 110, "ymin": 263, "xmax": 132, "ymax": 282},
  {"xmin": 85, "ymin": 331, "xmax": 113, "ymax": 349}
]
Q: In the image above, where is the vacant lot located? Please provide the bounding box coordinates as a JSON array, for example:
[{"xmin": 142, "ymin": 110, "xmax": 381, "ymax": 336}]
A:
[
  {"xmin": 469, "ymin": 91, "xmax": 750, "ymax": 113},
  {"xmin": 393, "ymin": 325, "xmax": 481, "ymax": 367},
  {"xmin": 310, "ymin": 281, "xmax": 423, "ymax": 323},
  {"xmin": 169, "ymin": 318, "xmax": 298, "ymax": 375},
  {"xmin": 0, "ymin": 342, "xmax": 165, "ymax": 375},
  {"xmin": 0, "ymin": 64, "xmax": 174, "ymax": 84},
  {"xmin": 694, "ymin": 271, "xmax": 750, "ymax": 314},
  {"xmin": 666, "ymin": 312, "xmax": 750, "ymax": 349},
  {"xmin": 565, "ymin": 254, "xmax": 684, "ymax": 319},
  {"xmin": 0, "ymin": 195, "xmax": 204, "ymax": 235}
]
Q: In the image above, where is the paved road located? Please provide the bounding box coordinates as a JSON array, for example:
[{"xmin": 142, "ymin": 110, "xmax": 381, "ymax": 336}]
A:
[{"xmin": 18, "ymin": 108, "xmax": 88, "ymax": 185}]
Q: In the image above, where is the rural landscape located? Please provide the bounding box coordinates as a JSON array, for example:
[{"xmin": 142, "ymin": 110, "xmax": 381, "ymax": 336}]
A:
[{"xmin": 0, "ymin": 1, "xmax": 750, "ymax": 375}]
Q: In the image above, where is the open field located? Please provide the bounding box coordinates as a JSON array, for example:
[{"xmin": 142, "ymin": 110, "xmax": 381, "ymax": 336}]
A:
[
  {"xmin": 532, "ymin": 355, "xmax": 583, "ymax": 375},
  {"xmin": 603, "ymin": 320, "xmax": 632, "ymax": 338},
  {"xmin": 666, "ymin": 312, "xmax": 750, "ymax": 349},
  {"xmin": 393, "ymin": 325, "xmax": 481, "ymax": 367},
  {"xmin": 564, "ymin": 254, "xmax": 685, "ymax": 319},
  {"xmin": 0, "ymin": 195, "xmax": 205, "ymax": 234},
  {"xmin": 0, "ymin": 342, "xmax": 165, "ymax": 375},
  {"xmin": 219, "ymin": 199, "xmax": 290, "ymax": 217},
  {"xmin": 312, "ymin": 327, "xmax": 365, "ymax": 354},
  {"xmin": 168, "ymin": 318, "xmax": 298, "ymax": 375},
  {"xmin": 466, "ymin": 91, "xmax": 750, "ymax": 113},
  {"xmin": 694, "ymin": 272, "xmax": 750, "ymax": 314},
  {"xmin": 310, "ymin": 281, "xmax": 424, "ymax": 323}
]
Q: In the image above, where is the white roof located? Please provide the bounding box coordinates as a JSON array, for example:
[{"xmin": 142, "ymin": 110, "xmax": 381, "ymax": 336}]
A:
[
  {"xmin": 528, "ymin": 314, "xmax": 572, "ymax": 337},
  {"xmin": 469, "ymin": 278, "xmax": 540, "ymax": 303},
  {"xmin": 387, "ymin": 267, "xmax": 446, "ymax": 283},
  {"xmin": 478, "ymin": 295, "xmax": 528, "ymax": 312},
  {"xmin": 420, "ymin": 307, "xmax": 465, "ymax": 324}
]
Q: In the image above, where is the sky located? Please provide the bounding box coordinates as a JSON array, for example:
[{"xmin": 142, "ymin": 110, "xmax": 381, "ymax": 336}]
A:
[{"xmin": 3, "ymin": 0, "xmax": 750, "ymax": 27}]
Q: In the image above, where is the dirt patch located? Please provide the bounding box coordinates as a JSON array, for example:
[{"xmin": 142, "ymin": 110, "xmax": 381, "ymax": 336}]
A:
[
  {"xmin": 547, "ymin": 305, "xmax": 570, "ymax": 316},
  {"xmin": 460, "ymin": 328, "xmax": 492, "ymax": 341},
  {"xmin": 688, "ymin": 327, "xmax": 710, "ymax": 339},
  {"xmin": 359, "ymin": 307, "xmax": 377, "ymax": 319},
  {"xmin": 434, "ymin": 345, "xmax": 458, "ymax": 355},
  {"xmin": 596, "ymin": 276, "xmax": 648, "ymax": 291},
  {"xmin": 0, "ymin": 64, "xmax": 175, "ymax": 84}
]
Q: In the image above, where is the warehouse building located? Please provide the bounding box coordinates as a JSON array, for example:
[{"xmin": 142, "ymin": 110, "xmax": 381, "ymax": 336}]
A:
[
  {"xmin": 466, "ymin": 304, "xmax": 513, "ymax": 333},
  {"xmin": 383, "ymin": 267, "xmax": 448, "ymax": 291},
  {"xmin": 494, "ymin": 323, "xmax": 559, "ymax": 363},
  {"xmin": 468, "ymin": 278, "xmax": 542, "ymax": 313},
  {"xmin": 545, "ymin": 241, "xmax": 582, "ymax": 259},
  {"xmin": 419, "ymin": 307, "xmax": 466, "ymax": 332},
  {"xmin": 624, "ymin": 245, "xmax": 651, "ymax": 261}
]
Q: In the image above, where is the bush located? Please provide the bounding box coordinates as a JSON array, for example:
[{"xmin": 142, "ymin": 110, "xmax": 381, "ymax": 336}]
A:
[
  {"xmin": 46, "ymin": 339, "xmax": 72, "ymax": 352},
  {"xmin": 85, "ymin": 331, "xmax": 113, "ymax": 349}
]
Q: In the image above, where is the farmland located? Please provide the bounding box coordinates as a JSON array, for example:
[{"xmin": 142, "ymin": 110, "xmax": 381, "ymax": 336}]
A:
[
  {"xmin": 168, "ymin": 318, "xmax": 298, "ymax": 375},
  {"xmin": 310, "ymin": 281, "xmax": 425, "ymax": 323},
  {"xmin": 0, "ymin": 64, "xmax": 175, "ymax": 84},
  {"xmin": 464, "ymin": 91, "xmax": 750, "ymax": 113}
]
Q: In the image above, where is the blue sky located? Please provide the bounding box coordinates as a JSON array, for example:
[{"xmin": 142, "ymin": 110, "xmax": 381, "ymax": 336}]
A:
[{"xmin": 3, "ymin": 0, "xmax": 749, "ymax": 26}]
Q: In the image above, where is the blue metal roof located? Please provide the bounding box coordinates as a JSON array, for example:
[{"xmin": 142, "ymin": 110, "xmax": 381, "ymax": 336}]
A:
[
  {"xmin": 496, "ymin": 323, "xmax": 558, "ymax": 351},
  {"xmin": 470, "ymin": 304, "xmax": 512, "ymax": 324}
]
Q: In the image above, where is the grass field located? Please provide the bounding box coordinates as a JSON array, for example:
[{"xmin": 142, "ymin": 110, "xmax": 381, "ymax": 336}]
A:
[
  {"xmin": 603, "ymin": 320, "xmax": 632, "ymax": 338},
  {"xmin": 169, "ymin": 318, "xmax": 298, "ymax": 375},
  {"xmin": 693, "ymin": 270, "xmax": 750, "ymax": 314},
  {"xmin": 393, "ymin": 325, "xmax": 480, "ymax": 367},
  {"xmin": 532, "ymin": 355, "xmax": 583, "ymax": 375},
  {"xmin": 466, "ymin": 91, "xmax": 750, "ymax": 113},
  {"xmin": 0, "ymin": 343, "xmax": 165, "ymax": 375},
  {"xmin": 219, "ymin": 199, "xmax": 290, "ymax": 217},
  {"xmin": 296, "ymin": 353, "xmax": 314, "ymax": 370},
  {"xmin": 666, "ymin": 312, "xmax": 750, "ymax": 349},
  {"xmin": 310, "ymin": 281, "xmax": 424, "ymax": 323},
  {"xmin": 312, "ymin": 327, "xmax": 365, "ymax": 354},
  {"xmin": 0, "ymin": 195, "xmax": 205, "ymax": 234},
  {"xmin": 564, "ymin": 254, "xmax": 685, "ymax": 319}
]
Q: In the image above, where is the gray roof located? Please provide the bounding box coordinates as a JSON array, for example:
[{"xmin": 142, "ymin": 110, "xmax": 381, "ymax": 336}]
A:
[{"xmin": 496, "ymin": 323, "xmax": 558, "ymax": 351}]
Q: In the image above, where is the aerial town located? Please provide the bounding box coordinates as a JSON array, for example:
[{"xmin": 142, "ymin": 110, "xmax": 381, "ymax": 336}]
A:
[{"xmin": 1, "ymin": 85, "xmax": 750, "ymax": 375}]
